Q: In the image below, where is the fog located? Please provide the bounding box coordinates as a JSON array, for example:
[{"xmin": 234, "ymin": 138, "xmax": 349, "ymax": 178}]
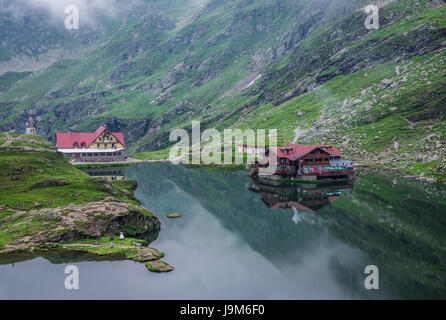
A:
[{"xmin": 1, "ymin": 0, "xmax": 142, "ymax": 27}]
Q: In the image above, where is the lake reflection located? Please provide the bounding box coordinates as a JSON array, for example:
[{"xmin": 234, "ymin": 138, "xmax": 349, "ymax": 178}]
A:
[
  {"xmin": 249, "ymin": 178, "xmax": 354, "ymax": 212},
  {"xmin": 1, "ymin": 163, "xmax": 445, "ymax": 299}
]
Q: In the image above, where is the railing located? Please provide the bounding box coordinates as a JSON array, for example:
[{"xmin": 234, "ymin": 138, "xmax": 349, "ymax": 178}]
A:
[
  {"xmin": 303, "ymin": 161, "xmax": 329, "ymax": 165},
  {"xmin": 301, "ymin": 169, "xmax": 355, "ymax": 177},
  {"xmin": 318, "ymin": 170, "xmax": 354, "ymax": 177},
  {"xmin": 275, "ymin": 169, "xmax": 296, "ymax": 175}
]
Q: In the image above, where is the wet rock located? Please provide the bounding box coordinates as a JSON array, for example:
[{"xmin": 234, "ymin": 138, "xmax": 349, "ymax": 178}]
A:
[
  {"xmin": 2, "ymin": 198, "xmax": 160, "ymax": 248},
  {"xmin": 165, "ymin": 213, "xmax": 182, "ymax": 218},
  {"xmin": 145, "ymin": 260, "xmax": 174, "ymax": 273}
]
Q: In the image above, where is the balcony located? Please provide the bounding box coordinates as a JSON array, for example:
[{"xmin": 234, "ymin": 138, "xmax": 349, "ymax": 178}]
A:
[
  {"xmin": 275, "ymin": 166, "xmax": 296, "ymax": 175},
  {"xmin": 318, "ymin": 169, "xmax": 355, "ymax": 177}
]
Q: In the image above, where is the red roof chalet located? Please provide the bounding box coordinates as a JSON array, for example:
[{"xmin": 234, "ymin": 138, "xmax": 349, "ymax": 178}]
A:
[
  {"xmin": 56, "ymin": 125, "xmax": 125, "ymax": 149},
  {"xmin": 270, "ymin": 144, "xmax": 341, "ymax": 160}
]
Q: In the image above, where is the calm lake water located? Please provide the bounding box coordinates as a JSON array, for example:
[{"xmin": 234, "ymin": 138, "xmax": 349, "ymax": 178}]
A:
[{"xmin": 1, "ymin": 163, "xmax": 445, "ymax": 299}]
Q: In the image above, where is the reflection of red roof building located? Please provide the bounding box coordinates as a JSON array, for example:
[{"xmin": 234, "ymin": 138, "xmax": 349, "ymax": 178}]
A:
[
  {"xmin": 270, "ymin": 201, "xmax": 315, "ymax": 213},
  {"xmin": 249, "ymin": 178, "xmax": 354, "ymax": 212}
]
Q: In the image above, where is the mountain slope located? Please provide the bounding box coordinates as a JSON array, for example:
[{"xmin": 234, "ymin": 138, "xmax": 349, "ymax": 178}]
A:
[{"xmin": 0, "ymin": 0, "xmax": 444, "ymax": 179}]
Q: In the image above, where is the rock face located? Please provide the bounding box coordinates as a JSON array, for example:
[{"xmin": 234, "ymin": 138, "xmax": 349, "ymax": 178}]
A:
[{"xmin": 1, "ymin": 197, "xmax": 160, "ymax": 250}]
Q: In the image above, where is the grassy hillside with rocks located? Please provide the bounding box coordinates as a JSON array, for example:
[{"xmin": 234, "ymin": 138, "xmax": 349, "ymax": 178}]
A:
[
  {"xmin": 0, "ymin": 133, "xmax": 173, "ymax": 272},
  {"xmin": 0, "ymin": 0, "xmax": 444, "ymax": 180}
]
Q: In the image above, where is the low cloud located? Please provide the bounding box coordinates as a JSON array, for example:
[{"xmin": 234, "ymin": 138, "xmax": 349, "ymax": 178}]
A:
[{"xmin": 3, "ymin": 0, "xmax": 142, "ymax": 27}]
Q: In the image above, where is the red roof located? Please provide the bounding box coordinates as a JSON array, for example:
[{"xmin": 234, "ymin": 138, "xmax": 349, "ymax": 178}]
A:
[
  {"xmin": 319, "ymin": 145, "xmax": 341, "ymax": 156},
  {"xmin": 270, "ymin": 144, "xmax": 341, "ymax": 161},
  {"xmin": 56, "ymin": 125, "xmax": 125, "ymax": 149}
]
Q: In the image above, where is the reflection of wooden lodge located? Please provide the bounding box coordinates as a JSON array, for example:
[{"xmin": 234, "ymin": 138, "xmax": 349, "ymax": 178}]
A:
[
  {"xmin": 250, "ymin": 178, "xmax": 354, "ymax": 212},
  {"xmin": 83, "ymin": 167, "xmax": 126, "ymax": 181}
]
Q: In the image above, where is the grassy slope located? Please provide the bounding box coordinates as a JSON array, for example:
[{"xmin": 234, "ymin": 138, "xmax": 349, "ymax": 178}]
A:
[
  {"xmin": 0, "ymin": 134, "xmax": 164, "ymax": 268},
  {"xmin": 0, "ymin": 1, "xmax": 444, "ymax": 180},
  {"xmin": 0, "ymin": 134, "xmax": 138, "ymax": 211},
  {"xmin": 0, "ymin": 0, "xmax": 364, "ymax": 143}
]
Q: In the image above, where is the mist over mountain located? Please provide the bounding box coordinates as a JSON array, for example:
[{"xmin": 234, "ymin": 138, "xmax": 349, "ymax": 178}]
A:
[{"xmin": 0, "ymin": 0, "xmax": 445, "ymax": 178}]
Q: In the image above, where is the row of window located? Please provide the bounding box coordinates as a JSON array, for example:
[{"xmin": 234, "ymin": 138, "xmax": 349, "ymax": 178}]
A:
[
  {"xmin": 98, "ymin": 137, "xmax": 114, "ymax": 142},
  {"xmin": 303, "ymin": 158, "xmax": 328, "ymax": 162},
  {"xmin": 72, "ymin": 142, "xmax": 117, "ymax": 148},
  {"xmin": 280, "ymin": 158, "xmax": 332, "ymax": 164},
  {"xmin": 73, "ymin": 142, "xmax": 86, "ymax": 148},
  {"xmin": 66, "ymin": 152, "xmax": 122, "ymax": 157},
  {"xmin": 96, "ymin": 143, "xmax": 116, "ymax": 148},
  {"xmin": 280, "ymin": 158, "xmax": 297, "ymax": 164}
]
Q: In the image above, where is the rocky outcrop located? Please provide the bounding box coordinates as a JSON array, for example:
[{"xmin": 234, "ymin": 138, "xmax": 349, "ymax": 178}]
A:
[
  {"xmin": 0, "ymin": 197, "xmax": 160, "ymax": 250},
  {"xmin": 0, "ymin": 197, "xmax": 174, "ymax": 272}
]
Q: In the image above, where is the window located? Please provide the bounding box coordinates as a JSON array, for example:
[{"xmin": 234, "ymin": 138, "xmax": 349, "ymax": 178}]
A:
[
  {"xmin": 73, "ymin": 142, "xmax": 78, "ymax": 148},
  {"xmin": 81, "ymin": 142, "xmax": 86, "ymax": 148},
  {"xmin": 97, "ymin": 143, "xmax": 100, "ymax": 147}
]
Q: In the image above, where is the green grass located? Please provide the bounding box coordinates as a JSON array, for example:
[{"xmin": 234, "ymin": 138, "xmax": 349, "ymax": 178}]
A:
[
  {"xmin": 62, "ymin": 236, "xmax": 165, "ymax": 262},
  {"xmin": 132, "ymin": 148, "xmax": 171, "ymax": 160},
  {"xmin": 0, "ymin": 133, "xmax": 142, "ymax": 211},
  {"xmin": 0, "ymin": 72, "xmax": 32, "ymax": 92},
  {"xmin": 0, "ymin": 133, "xmax": 170, "ymax": 270},
  {"xmin": 0, "ymin": 150, "xmax": 108, "ymax": 211}
]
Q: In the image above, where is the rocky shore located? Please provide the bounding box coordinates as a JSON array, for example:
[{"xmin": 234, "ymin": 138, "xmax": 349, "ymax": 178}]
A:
[{"xmin": 0, "ymin": 133, "xmax": 173, "ymax": 272}]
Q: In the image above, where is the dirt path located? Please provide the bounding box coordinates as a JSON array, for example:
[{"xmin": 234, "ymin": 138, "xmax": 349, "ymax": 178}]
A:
[{"xmin": 1, "ymin": 132, "xmax": 11, "ymax": 147}]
